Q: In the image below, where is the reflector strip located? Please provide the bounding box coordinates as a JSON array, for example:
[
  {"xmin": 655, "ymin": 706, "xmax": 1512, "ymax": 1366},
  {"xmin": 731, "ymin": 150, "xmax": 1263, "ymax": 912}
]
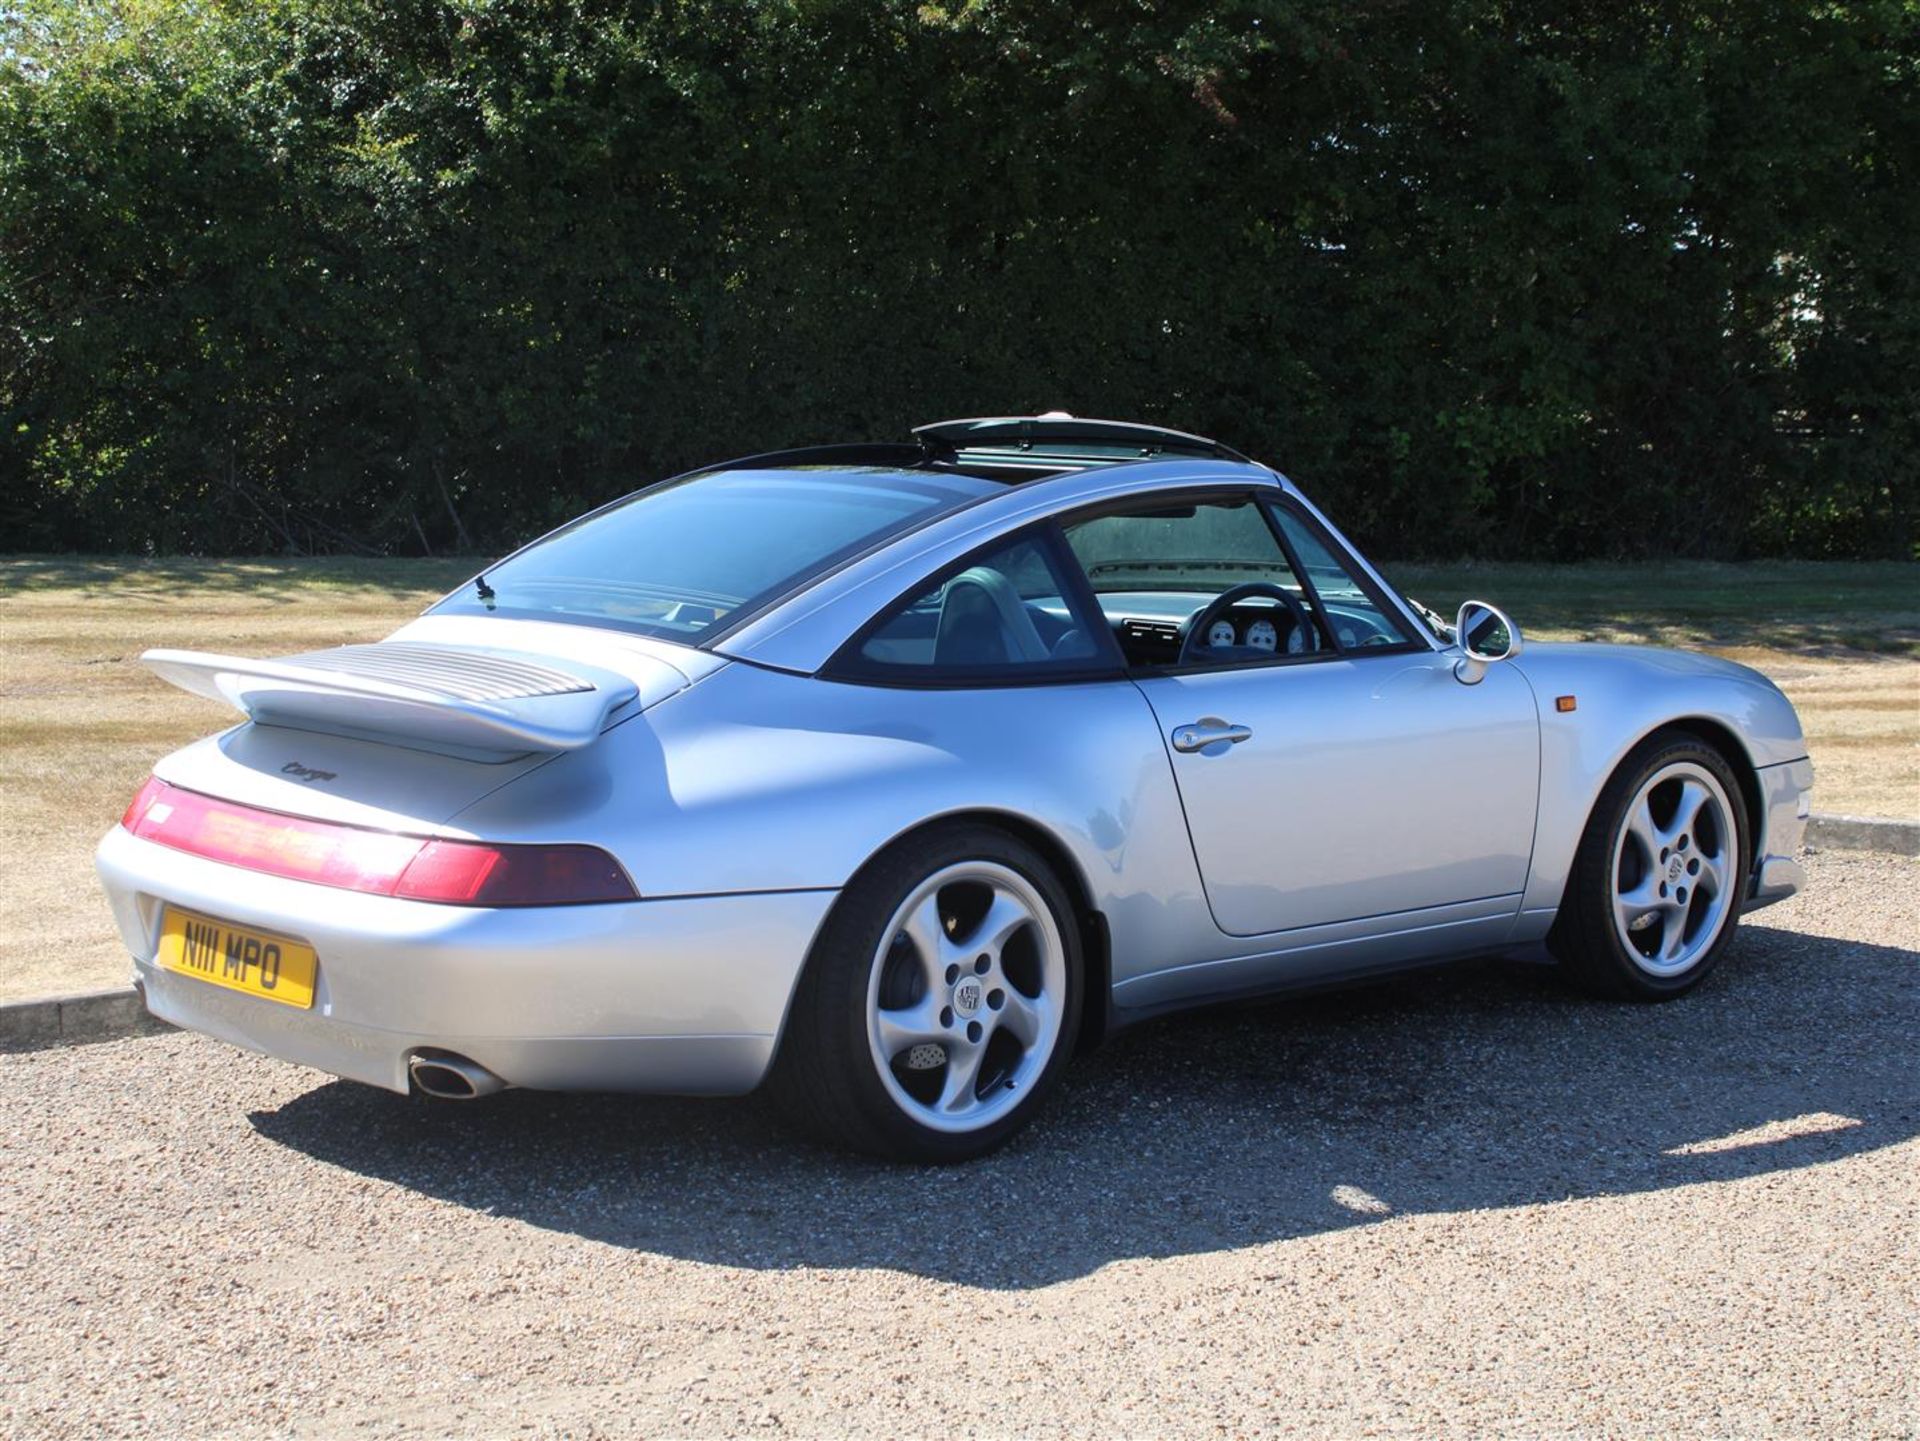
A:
[{"xmin": 119, "ymin": 778, "xmax": 636, "ymax": 906}]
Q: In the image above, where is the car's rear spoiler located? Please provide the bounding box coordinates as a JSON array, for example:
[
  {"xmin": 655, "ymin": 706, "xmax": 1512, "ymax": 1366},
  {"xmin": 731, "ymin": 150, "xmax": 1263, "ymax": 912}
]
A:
[{"xmin": 141, "ymin": 642, "xmax": 640, "ymax": 760}]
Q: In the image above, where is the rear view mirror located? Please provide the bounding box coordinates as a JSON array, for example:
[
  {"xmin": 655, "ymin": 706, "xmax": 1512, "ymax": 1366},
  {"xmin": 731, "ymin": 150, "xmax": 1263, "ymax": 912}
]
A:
[{"xmin": 1453, "ymin": 600, "xmax": 1522, "ymax": 685}]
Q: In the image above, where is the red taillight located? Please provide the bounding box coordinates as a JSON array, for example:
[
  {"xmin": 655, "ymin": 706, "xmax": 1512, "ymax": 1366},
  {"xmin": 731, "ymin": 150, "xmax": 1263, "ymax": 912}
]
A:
[
  {"xmin": 125, "ymin": 780, "xmax": 421, "ymax": 890},
  {"xmin": 393, "ymin": 839, "xmax": 636, "ymax": 907},
  {"xmin": 121, "ymin": 775, "xmax": 168, "ymax": 830},
  {"xmin": 119, "ymin": 779, "xmax": 637, "ymax": 906}
]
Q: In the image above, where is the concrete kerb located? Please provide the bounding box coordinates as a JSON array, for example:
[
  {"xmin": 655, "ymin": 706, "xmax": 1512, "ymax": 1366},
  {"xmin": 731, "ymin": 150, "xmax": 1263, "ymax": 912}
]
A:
[
  {"xmin": 1806, "ymin": 812, "xmax": 1920, "ymax": 858},
  {"xmin": 0, "ymin": 985, "xmax": 171, "ymax": 1050},
  {"xmin": 4, "ymin": 813, "xmax": 1911, "ymax": 1053}
]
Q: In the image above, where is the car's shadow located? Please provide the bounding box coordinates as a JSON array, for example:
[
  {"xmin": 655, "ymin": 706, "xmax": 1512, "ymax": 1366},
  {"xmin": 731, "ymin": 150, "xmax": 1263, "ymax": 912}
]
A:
[{"xmin": 250, "ymin": 921, "xmax": 1918, "ymax": 1289}]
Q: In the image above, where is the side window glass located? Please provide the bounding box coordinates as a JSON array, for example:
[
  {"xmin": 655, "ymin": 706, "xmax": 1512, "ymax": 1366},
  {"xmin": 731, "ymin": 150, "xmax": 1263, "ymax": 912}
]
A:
[
  {"xmin": 1267, "ymin": 507, "xmax": 1418, "ymax": 649},
  {"xmin": 850, "ymin": 534, "xmax": 1107, "ymax": 678},
  {"xmin": 1059, "ymin": 497, "xmax": 1331, "ymax": 669}
]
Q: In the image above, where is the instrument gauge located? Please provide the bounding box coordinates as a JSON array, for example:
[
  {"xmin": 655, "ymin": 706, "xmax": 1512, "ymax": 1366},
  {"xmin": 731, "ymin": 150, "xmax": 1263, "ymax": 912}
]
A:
[
  {"xmin": 1246, "ymin": 618, "xmax": 1279, "ymax": 652},
  {"xmin": 1207, "ymin": 619, "xmax": 1238, "ymax": 648}
]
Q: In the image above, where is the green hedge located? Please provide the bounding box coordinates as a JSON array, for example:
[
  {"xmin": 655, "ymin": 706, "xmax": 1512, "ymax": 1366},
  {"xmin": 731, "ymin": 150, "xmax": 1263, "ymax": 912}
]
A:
[{"xmin": 3, "ymin": 1, "xmax": 1915, "ymax": 559}]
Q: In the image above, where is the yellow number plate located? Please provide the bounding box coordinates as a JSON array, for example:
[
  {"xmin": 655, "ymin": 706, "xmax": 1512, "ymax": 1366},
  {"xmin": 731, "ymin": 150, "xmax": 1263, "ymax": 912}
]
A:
[{"xmin": 156, "ymin": 907, "xmax": 317, "ymax": 1009}]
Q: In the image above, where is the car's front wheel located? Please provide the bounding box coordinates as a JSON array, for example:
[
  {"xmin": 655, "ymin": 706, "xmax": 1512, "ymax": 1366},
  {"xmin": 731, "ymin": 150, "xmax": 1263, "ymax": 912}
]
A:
[
  {"xmin": 771, "ymin": 823, "xmax": 1082, "ymax": 1161},
  {"xmin": 1552, "ymin": 731, "xmax": 1751, "ymax": 999}
]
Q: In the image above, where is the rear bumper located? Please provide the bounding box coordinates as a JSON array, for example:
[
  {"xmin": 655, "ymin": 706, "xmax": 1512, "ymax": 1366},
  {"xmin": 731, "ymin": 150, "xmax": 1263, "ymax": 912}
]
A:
[
  {"xmin": 96, "ymin": 826, "xmax": 836, "ymax": 1096},
  {"xmin": 1746, "ymin": 756, "xmax": 1814, "ymax": 911}
]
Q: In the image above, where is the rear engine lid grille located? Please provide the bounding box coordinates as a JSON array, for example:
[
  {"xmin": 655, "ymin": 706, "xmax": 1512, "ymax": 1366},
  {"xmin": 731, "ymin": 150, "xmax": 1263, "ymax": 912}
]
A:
[{"xmin": 278, "ymin": 643, "xmax": 593, "ymax": 702}]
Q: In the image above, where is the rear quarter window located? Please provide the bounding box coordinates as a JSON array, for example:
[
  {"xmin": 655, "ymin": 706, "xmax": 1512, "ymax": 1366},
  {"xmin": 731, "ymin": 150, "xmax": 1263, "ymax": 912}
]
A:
[{"xmin": 432, "ymin": 469, "xmax": 991, "ymax": 642}]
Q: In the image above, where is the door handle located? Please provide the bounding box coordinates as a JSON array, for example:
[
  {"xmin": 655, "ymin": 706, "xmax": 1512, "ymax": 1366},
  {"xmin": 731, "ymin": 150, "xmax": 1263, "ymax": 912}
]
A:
[{"xmin": 1171, "ymin": 718, "xmax": 1253, "ymax": 753}]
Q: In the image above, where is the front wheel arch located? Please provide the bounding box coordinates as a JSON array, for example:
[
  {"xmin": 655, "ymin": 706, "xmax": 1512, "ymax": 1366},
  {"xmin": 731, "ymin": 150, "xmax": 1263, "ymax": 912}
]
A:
[
  {"xmin": 1549, "ymin": 725, "xmax": 1754, "ymax": 998},
  {"xmin": 1661, "ymin": 718, "xmax": 1766, "ymax": 876},
  {"xmin": 1570, "ymin": 717, "xmax": 1764, "ymax": 890}
]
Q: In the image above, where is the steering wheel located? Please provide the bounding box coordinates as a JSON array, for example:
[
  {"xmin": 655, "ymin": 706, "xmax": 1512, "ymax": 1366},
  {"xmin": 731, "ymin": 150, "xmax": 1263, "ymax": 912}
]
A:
[{"xmin": 1176, "ymin": 582, "xmax": 1320, "ymax": 666}]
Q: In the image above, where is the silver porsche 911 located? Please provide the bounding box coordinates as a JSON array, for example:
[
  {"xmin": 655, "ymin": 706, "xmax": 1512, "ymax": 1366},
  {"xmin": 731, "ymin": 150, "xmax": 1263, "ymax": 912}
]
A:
[{"xmin": 97, "ymin": 415, "xmax": 1812, "ymax": 1160}]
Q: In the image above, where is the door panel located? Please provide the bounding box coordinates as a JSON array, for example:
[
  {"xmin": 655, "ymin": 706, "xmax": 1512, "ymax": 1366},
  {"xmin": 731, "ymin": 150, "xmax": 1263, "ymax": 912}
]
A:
[{"xmin": 1135, "ymin": 654, "xmax": 1540, "ymax": 937}]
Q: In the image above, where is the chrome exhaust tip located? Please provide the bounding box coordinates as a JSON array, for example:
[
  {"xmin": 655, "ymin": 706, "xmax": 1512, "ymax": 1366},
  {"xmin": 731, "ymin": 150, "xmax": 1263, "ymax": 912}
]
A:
[{"xmin": 408, "ymin": 1052, "xmax": 505, "ymax": 1100}]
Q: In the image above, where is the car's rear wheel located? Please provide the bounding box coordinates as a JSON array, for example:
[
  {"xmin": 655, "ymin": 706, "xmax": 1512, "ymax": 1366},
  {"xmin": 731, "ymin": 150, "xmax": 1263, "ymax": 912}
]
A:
[
  {"xmin": 770, "ymin": 823, "xmax": 1082, "ymax": 1161},
  {"xmin": 1552, "ymin": 732, "xmax": 1751, "ymax": 999}
]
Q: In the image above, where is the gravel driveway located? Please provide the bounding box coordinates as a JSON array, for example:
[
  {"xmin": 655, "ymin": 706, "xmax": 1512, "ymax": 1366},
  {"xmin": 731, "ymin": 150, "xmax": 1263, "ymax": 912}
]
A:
[{"xmin": 3, "ymin": 849, "xmax": 1915, "ymax": 1438}]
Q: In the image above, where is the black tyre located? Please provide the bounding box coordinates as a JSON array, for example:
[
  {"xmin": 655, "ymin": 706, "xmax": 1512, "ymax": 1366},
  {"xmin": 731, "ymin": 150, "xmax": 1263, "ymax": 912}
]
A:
[
  {"xmin": 1551, "ymin": 731, "xmax": 1751, "ymax": 1000},
  {"xmin": 769, "ymin": 822, "xmax": 1083, "ymax": 1162}
]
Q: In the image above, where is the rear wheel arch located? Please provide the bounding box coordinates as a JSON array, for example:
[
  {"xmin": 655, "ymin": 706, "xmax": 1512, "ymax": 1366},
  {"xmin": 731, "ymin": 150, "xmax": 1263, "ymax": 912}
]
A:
[
  {"xmin": 846, "ymin": 809, "xmax": 1111, "ymax": 1055},
  {"xmin": 770, "ymin": 813, "xmax": 1089, "ymax": 1159}
]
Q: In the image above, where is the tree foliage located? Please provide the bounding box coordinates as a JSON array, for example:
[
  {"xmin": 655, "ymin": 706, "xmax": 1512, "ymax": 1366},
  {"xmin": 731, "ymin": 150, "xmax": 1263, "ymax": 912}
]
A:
[{"xmin": 2, "ymin": 0, "xmax": 1915, "ymax": 558}]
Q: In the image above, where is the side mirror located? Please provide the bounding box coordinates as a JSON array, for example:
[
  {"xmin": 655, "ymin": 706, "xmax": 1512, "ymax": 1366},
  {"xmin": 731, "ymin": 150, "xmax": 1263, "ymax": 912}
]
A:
[{"xmin": 1453, "ymin": 600, "xmax": 1522, "ymax": 685}]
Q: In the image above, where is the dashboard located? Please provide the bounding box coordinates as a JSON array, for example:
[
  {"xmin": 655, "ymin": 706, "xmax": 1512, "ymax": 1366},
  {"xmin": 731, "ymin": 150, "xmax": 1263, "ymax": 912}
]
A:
[{"xmin": 1090, "ymin": 590, "xmax": 1407, "ymax": 665}]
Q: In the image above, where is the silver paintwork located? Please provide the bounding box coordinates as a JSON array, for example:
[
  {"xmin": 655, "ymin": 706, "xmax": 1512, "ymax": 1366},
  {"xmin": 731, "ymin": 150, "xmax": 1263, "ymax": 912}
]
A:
[
  {"xmin": 1746, "ymin": 757, "xmax": 1812, "ymax": 914},
  {"xmin": 1133, "ymin": 651, "xmax": 1539, "ymax": 939},
  {"xmin": 866, "ymin": 860, "xmax": 1067, "ymax": 1132},
  {"xmin": 1503, "ymin": 642, "xmax": 1808, "ymax": 943},
  {"xmin": 97, "ymin": 451, "xmax": 1815, "ymax": 1103},
  {"xmin": 143, "ymin": 642, "xmax": 641, "ymax": 758},
  {"xmin": 98, "ymin": 823, "xmax": 831, "ymax": 1095}
]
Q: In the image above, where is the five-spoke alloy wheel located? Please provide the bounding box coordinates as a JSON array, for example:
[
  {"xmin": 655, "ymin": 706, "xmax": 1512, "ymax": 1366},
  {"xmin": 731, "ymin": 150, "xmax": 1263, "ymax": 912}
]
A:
[
  {"xmin": 772, "ymin": 823, "xmax": 1082, "ymax": 1161},
  {"xmin": 866, "ymin": 861, "xmax": 1067, "ymax": 1134},
  {"xmin": 1553, "ymin": 732, "xmax": 1751, "ymax": 999},
  {"xmin": 1609, "ymin": 761, "xmax": 1737, "ymax": 977}
]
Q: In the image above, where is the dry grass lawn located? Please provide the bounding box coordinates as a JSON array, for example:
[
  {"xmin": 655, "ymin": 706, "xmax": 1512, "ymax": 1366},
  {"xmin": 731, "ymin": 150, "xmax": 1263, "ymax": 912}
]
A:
[
  {"xmin": 1, "ymin": 558, "xmax": 474, "ymax": 1001},
  {"xmin": 2, "ymin": 555, "xmax": 1914, "ymax": 1002}
]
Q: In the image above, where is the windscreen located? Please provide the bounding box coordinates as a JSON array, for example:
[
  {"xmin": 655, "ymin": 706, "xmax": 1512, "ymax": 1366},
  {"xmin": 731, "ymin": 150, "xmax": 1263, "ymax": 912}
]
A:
[{"xmin": 432, "ymin": 468, "xmax": 991, "ymax": 642}]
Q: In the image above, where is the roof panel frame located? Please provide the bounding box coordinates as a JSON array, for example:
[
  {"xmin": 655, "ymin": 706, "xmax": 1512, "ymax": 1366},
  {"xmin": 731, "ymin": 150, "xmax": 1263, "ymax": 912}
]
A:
[{"xmin": 914, "ymin": 415, "xmax": 1251, "ymax": 464}]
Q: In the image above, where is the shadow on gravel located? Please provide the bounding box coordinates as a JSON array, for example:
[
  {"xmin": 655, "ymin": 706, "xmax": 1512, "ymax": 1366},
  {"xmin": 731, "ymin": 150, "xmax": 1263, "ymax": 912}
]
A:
[{"xmin": 250, "ymin": 921, "xmax": 1920, "ymax": 1289}]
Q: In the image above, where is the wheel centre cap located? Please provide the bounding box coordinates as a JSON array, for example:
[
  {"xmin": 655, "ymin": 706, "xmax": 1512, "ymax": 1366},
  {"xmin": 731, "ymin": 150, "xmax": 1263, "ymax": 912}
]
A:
[
  {"xmin": 1666, "ymin": 855, "xmax": 1685, "ymax": 884},
  {"xmin": 952, "ymin": 977, "xmax": 983, "ymax": 1017}
]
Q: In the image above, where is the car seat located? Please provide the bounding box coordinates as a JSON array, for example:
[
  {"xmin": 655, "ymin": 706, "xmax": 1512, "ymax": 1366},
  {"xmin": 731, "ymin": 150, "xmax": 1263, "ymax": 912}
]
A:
[{"xmin": 934, "ymin": 567, "xmax": 1051, "ymax": 666}]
